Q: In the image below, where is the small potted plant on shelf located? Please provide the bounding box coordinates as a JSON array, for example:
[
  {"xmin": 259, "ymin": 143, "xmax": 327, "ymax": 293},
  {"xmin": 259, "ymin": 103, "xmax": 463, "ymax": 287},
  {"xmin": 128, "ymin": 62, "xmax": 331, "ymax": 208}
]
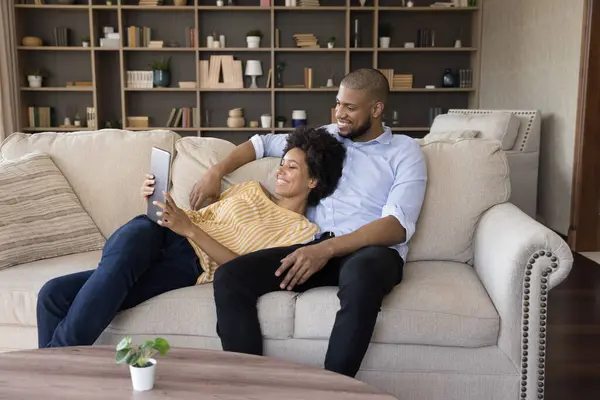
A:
[
  {"xmin": 275, "ymin": 116, "xmax": 287, "ymax": 128},
  {"xmin": 260, "ymin": 113, "xmax": 272, "ymax": 128},
  {"xmin": 149, "ymin": 56, "xmax": 171, "ymax": 88},
  {"xmin": 246, "ymin": 29, "xmax": 263, "ymax": 49},
  {"xmin": 327, "ymin": 36, "xmax": 336, "ymax": 49},
  {"xmin": 26, "ymin": 68, "xmax": 46, "ymax": 88},
  {"xmin": 116, "ymin": 336, "xmax": 170, "ymax": 392},
  {"xmin": 81, "ymin": 36, "xmax": 90, "ymax": 48},
  {"xmin": 378, "ymin": 23, "xmax": 392, "ymax": 48}
]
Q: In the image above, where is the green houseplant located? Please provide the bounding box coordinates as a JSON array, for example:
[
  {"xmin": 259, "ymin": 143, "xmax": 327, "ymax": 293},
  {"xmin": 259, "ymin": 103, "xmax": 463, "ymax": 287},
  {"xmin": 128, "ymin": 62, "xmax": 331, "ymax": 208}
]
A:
[
  {"xmin": 327, "ymin": 36, "xmax": 336, "ymax": 48},
  {"xmin": 378, "ymin": 23, "xmax": 392, "ymax": 48},
  {"xmin": 26, "ymin": 68, "xmax": 47, "ymax": 88},
  {"xmin": 116, "ymin": 336, "xmax": 170, "ymax": 391},
  {"xmin": 81, "ymin": 36, "xmax": 90, "ymax": 47},
  {"xmin": 149, "ymin": 56, "xmax": 171, "ymax": 87},
  {"xmin": 246, "ymin": 29, "xmax": 263, "ymax": 48}
]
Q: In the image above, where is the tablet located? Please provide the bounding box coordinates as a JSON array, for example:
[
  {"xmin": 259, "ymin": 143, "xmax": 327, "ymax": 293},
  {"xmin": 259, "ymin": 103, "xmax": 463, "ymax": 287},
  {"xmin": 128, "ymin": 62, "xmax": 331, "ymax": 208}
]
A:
[{"xmin": 146, "ymin": 147, "xmax": 172, "ymax": 224}]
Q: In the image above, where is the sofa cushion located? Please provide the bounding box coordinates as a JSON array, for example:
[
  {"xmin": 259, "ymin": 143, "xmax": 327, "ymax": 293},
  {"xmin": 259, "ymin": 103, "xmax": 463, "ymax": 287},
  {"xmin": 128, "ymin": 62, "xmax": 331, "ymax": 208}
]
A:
[
  {"xmin": 293, "ymin": 260, "xmax": 500, "ymax": 347},
  {"xmin": 0, "ymin": 129, "xmax": 180, "ymax": 238},
  {"xmin": 104, "ymin": 285, "xmax": 297, "ymax": 340},
  {"xmin": 0, "ymin": 251, "xmax": 102, "ymax": 327},
  {"xmin": 408, "ymin": 138, "xmax": 510, "ymax": 264},
  {"xmin": 0, "ymin": 153, "xmax": 105, "ymax": 271},
  {"xmin": 430, "ymin": 112, "xmax": 521, "ymax": 150},
  {"xmin": 170, "ymin": 137, "xmax": 280, "ymax": 210}
]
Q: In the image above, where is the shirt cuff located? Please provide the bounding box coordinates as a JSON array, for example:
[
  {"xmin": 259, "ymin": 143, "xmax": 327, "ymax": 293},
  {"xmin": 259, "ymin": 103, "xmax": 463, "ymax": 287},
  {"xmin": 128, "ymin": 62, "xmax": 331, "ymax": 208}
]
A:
[
  {"xmin": 249, "ymin": 134, "xmax": 265, "ymax": 159},
  {"xmin": 382, "ymin": 204, "xmax": 415, "ymax": 245}
]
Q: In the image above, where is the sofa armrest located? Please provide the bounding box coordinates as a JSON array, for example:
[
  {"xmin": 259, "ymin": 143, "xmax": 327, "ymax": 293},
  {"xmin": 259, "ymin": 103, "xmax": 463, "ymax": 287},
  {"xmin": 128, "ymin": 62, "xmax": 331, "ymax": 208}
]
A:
[{"xmin": 473, "ymin": 203, "xmax": 573, "ymax": 399}]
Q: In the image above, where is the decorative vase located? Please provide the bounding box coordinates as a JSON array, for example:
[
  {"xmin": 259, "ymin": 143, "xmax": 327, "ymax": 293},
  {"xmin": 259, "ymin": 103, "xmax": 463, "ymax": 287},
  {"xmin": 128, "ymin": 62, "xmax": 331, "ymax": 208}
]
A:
[
  {"xmin": 246, "ymin": 36, "xmax": 261, "ymax": 48},
  {"xmin": 292, "ymin": 110, "xmax": 307, "ymax": 128},
  {"xmin": 327, "ymin": 42, "xmax": 334, "ymax": 48},
  {"xmin": 129, "ymin": 359, "xmax": 157, "ymax": 391},
  {"xmin": 216, "ymin": 0, "xmax": 224, "ymax": 6},
  {"xmin": 379, "ymin": 37, "xmax": 391, "ymax": 48},
  {"xmin": 227, "ymin": 117, "xmax": 245, "ymax": 128},
  {"xmin": 260, "ymin": 115, "xmax": 272, "ymax": 128},
  {"xmin": 442, "ymin": 68, "xmax": 457, "ymax": 88},
  {"xmin": 326, "ymin": 78, "xmax": 334, "ymax": 87},
  {"xmin": 359, "ymin": 0, "xmax": 366, "ymax": 5},
  {"xmin": 27, "ymin": 75, "xmax": 42, "ymax": 88},
  {"xmin": 82, "ymin": 41, "xmax": 90, "ymax": 47},
  {"xmin": 153, "ymin": 70, "xmax": 170, "ymax": 87}
]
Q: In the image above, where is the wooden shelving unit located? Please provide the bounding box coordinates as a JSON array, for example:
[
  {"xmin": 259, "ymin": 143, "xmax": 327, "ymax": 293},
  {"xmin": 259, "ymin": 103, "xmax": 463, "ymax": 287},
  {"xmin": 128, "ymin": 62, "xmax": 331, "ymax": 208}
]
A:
[{"xmin": 14, "ymin": 0, "xmax": 482, "ymax": 143}]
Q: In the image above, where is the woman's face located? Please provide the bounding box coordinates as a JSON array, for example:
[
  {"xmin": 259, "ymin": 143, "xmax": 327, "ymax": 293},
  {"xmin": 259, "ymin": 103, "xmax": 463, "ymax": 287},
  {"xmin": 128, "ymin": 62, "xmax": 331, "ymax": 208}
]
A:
[{"xmin": 274, "ymin": 147, "xmax": 317, "ymax": 199}]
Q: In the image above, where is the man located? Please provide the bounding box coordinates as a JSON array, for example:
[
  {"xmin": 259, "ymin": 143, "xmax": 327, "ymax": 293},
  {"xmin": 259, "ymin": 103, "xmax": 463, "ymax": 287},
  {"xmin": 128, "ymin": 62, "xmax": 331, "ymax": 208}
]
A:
[{"xmin": 189, "ymin": 68, "xmax": 427, "ymax": 378}]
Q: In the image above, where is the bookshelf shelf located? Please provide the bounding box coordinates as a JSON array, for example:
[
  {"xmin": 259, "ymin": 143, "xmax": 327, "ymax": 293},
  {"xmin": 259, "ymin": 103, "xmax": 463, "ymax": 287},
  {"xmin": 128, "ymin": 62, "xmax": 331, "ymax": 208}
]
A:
[
  {"xmin": 14, "ymin": 0, "xmax": 482, "ymax": 143},
  {"xmin": 21, "ymin": 87, "xmax": 94, "ymax": 91}
]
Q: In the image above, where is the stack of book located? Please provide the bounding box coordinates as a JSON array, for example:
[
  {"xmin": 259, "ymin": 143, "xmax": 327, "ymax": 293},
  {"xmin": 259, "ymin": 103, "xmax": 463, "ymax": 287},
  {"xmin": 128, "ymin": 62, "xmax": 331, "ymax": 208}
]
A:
[
  {"xmin": 393, "ymin": 74, "xmax": 413, "ymax": 89},
  {"xmin": 138, "ymin": 0, "xmax": 163, "ymax": 5},
  {"xmin": 165, "ymin": 107, "xmax": 198, "ymax": 128},
  {"xmin": 28, "ymin": 107, "xmax": 51, "ymax": 128},
  {"xmin": 298, "ymin": 0, "xmax": 320, "ymax": 6},
  {"xmin": 53, "ymin": 27, "xmax": 69, "ymax": 47},
  {"xmin": 377, "ymin": 68, "xmax": 394, "ymax": 89},
  {"xmin": 185, "ymin": 27, "xmax": 197, "ymax": 48},
  {"xmin": 293, "ymin": 34, "xmax": 318, "ymax": 48},
  {"xmin": 127, "ymin": 26, "xmax": 152, "ymax": 47}
]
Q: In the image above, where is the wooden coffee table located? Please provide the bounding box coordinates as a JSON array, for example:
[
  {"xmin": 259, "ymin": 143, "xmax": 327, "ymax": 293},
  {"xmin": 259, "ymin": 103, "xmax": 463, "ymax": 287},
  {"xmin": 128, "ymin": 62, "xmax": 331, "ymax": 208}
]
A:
[{"xmin": 0, "ymin": 346, "xmax": 396, "ymax": 399}]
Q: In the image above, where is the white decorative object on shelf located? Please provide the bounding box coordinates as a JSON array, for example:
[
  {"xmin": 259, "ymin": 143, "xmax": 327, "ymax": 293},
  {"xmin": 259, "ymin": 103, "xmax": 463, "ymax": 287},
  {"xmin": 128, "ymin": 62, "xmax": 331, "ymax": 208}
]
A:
[
  {"xmin": 454, "ymin": 39, "xmax": 463, "ymax": 48},
  {"xmin": 260, "ymin": 114, "xmax": 272, "ymax": 128},
  {"xmin": 359, "ymin": 0, "xmax": 366, "ymax": 5},
  {"xmin": 86, "ymin": 107, "xmax": 97, "ymax": 129},
  {"xmin": 220, "ymin": 34, "xmax": 226, "ymax": 48},
  {"xmin": 326, "ymin": 78, "xmax": 334, "ymax": 87},
  {"xmin": 206, "ymin": 36, "xmax": 214, "ymax": 48},
  {"xmin": 245, "ymin": 60, "xmax": 262, "ymax": 89},
  {"xmin": 216, "ymin": 0, "xmax": 224, "ymax": 5},
  {"xmin": 407, "ymin": 0, "xmax": 414, "ymax": 6},
  {"xmin": 404, "ymin": 42, "xmax": 415, "ymax": 48},
  {"xmin": 380, "ymin": 37, "xmax": 390, "ymax": 48},
  {"xmin": 27, "ymin": 75, "xmax": 42, "ymax": 88}
]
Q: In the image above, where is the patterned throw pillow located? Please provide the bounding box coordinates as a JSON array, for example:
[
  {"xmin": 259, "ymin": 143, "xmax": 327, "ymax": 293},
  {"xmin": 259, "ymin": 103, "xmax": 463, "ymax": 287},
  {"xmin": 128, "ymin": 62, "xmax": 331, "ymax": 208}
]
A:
[{"xmin": 0, "ymin": 152, "xmax": 105, "ymax": 271}]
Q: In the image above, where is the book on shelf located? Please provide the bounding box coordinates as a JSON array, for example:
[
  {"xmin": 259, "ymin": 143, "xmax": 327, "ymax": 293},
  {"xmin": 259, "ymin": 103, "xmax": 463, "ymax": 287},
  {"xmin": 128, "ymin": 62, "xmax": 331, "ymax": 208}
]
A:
[
  {"xmin": 127, "ymin": 26, "xmax": 152, "ymax": 48},
  {"xmin": 186, "ymin": 27, "xmax": 197, "ymax": 48},
  {"xmin": 138, "ymin": 0, "xmax": 164, "ymax": 5},
  {"xmin": 28, "ymin": 107, "xmax": 52, "ymax": 128},
  {"xmin": 166, "ymin": 107, "xmax": 198, "ymax": 128},
  {"xmin": 53, "ymin": 27, "xmax": 69, "ymax": 47}
]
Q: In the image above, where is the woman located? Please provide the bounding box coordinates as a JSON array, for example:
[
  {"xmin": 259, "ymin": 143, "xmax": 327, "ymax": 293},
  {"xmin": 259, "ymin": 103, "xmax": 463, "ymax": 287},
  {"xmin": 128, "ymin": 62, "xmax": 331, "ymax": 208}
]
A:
[{"xmin": 36, "ymin": 127, "xmax": 346, "ymax": 348}]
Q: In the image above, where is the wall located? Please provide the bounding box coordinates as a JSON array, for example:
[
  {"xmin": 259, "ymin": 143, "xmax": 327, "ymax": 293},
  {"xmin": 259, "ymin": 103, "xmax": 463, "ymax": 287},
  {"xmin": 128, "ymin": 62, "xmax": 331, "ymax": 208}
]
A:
[{"xmin": 479, "ymin": 0, "xmax": 585, "ymax": 234}]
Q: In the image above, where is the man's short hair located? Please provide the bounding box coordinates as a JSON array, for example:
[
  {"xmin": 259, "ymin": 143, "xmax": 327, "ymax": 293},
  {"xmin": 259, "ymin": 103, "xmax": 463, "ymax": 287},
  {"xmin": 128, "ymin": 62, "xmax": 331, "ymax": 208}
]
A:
[{"xmin": 340, "ymin": 68, "xmax": 390, "ymax": 104}]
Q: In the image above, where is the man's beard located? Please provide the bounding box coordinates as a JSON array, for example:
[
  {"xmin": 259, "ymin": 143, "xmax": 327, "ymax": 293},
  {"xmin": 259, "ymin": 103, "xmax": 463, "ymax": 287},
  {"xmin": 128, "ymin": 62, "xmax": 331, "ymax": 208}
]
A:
[{"xmin": 339, "ymin": 118, "xmax": 372, "ymax": 141}]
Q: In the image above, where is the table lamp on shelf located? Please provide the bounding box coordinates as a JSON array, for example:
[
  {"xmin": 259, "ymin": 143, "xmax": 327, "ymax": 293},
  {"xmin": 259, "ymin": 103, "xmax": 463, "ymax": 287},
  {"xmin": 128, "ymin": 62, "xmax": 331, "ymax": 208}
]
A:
[{"xmin": 245, "ymin": 60, "xmax": 262, "ymax": 89}]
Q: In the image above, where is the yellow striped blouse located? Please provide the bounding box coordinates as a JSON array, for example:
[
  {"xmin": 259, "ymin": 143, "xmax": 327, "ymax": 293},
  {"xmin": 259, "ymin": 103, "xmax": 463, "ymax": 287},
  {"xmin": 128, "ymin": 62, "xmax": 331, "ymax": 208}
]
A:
[{"xmin": 184, "ymin": 180, "xmax": 319, "ymax": 285}]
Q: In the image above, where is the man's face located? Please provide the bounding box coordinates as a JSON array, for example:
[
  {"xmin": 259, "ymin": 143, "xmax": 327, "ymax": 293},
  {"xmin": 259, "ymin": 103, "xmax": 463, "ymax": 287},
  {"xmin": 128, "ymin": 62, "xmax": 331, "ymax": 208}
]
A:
[{"xmin": 334, "ymin": 86, "xmax": 375, "ymax": 140}]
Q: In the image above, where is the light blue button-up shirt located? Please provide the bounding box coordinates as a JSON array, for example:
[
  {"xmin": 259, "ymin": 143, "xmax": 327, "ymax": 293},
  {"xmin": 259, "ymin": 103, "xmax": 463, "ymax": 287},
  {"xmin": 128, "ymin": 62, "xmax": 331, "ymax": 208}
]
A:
[{"xmin": 250, "ymin": 123, "xmax": 427, "ymax": 261}]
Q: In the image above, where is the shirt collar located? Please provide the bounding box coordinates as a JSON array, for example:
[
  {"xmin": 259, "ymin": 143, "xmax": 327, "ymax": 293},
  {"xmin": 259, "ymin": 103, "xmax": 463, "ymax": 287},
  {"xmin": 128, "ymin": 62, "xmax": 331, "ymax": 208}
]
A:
[{"xmin": 339, "ymin": 126, "xmax": 392, "ymax": 147}]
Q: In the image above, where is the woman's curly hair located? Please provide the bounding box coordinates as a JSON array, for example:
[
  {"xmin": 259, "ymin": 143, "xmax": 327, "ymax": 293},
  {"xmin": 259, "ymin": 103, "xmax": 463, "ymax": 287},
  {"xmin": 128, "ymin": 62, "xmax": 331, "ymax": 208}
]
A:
[{"xmin": 283, "ymin": 126, "xmax": 346, "ymax": 206}]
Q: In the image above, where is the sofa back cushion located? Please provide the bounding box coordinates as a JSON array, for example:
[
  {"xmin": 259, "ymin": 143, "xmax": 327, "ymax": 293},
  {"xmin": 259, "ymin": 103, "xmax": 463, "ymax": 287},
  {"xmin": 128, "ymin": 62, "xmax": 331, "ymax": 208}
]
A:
[
  {"xmin": 171, "ymin": 137, "xmax": 280, "ymax": 210},
  {"xmin": 0, "ymin": 129, "xmax": 180, "ymax": 238},
  {"xmin": 407, "ymin": 137, "xmax": 510, "ymax": 264},
  {"xmin": 430, "ymin": 112, "xmax": 521, "ymax": 150},
  {"xmin": 0, "ymin": 153, "xmax": 105, "ymax": 271}
]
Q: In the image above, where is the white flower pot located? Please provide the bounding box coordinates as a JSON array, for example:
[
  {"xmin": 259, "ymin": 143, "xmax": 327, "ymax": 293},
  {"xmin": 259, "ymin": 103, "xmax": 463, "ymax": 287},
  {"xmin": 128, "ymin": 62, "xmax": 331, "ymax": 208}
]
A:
[
  {"xmin": 260, "ymin": 115, "xmax": 272, "ymax": 128},
  {"xmin": 28, "ymin": 75, "xmax": 42, "ymax": 88},
  {"xmin": 379, "ymin": 37, "xmax": 391, "ymax": 48},
  {"xmin": 82, "ymin": 42, "xmax": 90, "ymax": 47},
  {"xmin": 327, "ymin": 42, "xmax": 334, "ymax": 48},
  {"xmin": 246, "ymin": 36, "xmax": 261, "ymax": 48},
  {"xmin": 129, "ymin": 359, "xmax": 156, "ymax": 391}
]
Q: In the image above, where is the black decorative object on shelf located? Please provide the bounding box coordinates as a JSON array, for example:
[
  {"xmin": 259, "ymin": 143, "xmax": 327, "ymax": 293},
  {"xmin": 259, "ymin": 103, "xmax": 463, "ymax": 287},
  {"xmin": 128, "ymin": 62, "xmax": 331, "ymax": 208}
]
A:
[
  {"xmin": 275, "ymin": 62, "xmax": 285, "ymax": 88},
  {"xmin": 442, "ymin": 68, "xmax": 457, "ymax": 88}
]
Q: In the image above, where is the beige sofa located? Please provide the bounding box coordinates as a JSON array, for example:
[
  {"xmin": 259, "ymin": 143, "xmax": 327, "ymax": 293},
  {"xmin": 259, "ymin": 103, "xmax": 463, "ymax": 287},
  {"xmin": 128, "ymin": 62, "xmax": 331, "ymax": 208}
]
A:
[{"xmin": 0, "ymin": 129, "xmax": 573, "ymax": 400}]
